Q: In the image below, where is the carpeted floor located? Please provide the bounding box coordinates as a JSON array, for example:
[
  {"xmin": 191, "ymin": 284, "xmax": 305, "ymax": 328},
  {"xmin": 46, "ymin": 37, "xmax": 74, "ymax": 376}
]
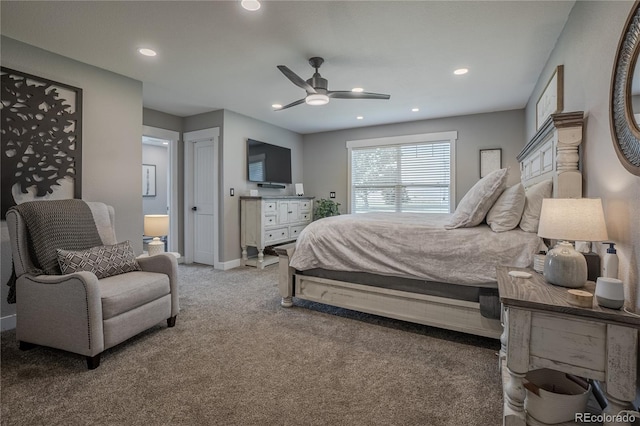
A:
[{"xmin": 1, "ymin": 264, "xmax": 503, "ymax": 425}]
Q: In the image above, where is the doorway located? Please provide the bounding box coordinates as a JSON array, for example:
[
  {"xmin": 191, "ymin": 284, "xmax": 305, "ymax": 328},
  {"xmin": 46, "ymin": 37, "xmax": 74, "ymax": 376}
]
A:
[{"xmin": 142, "ymin": 126, "xmax": 180, "ymax": 253}]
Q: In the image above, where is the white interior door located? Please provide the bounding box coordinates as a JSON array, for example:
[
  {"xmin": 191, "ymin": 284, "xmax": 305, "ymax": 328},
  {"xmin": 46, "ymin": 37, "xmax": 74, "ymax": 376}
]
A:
[
  {"xmin": 184, "ymin": 128, "xmax": 220, "ymax": 267},
  {"xmin": 193, "ymin": 139, "xmax": 215, "ymax": 264}
]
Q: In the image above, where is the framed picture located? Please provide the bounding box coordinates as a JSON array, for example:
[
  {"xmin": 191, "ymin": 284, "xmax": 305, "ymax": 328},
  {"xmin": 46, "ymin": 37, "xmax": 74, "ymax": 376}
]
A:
[
  {"xmin": 536, "ymin": 65, "xmax": 564, "ymax": 130},
  {"xmin": 142, "ymin": 164, "xmax": 156, "ymax": 197},
  {"xmin": 480, "ymin": 148, "xmax": 502, "ymax": 178},
  {"xmin": 1, "ymin": 67, "xmax": 83, "ymax": 219}
]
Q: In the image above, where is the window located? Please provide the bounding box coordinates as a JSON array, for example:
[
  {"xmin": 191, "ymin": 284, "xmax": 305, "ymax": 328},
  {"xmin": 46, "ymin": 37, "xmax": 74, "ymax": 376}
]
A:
[{"xmin": 347, "ymin": 131, "xmax": 456, "ymax": 214}]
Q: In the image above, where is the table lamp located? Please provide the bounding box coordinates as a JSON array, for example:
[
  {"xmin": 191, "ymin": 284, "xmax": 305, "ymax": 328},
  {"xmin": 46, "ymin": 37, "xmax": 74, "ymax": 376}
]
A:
[
  {"xmin": 537, "ymin": 198, "xmax": 608, "ymax": 288},
  {"xmin": 144, "ymin": 214, "xmax": 169, "ymax": 256}
]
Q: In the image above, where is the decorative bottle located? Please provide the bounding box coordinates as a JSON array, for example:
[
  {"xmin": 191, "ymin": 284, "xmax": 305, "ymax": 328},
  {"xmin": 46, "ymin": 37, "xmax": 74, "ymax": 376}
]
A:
[{"xmin": 602, "ymin": 242, "xmax": 618, "ymax": 279}]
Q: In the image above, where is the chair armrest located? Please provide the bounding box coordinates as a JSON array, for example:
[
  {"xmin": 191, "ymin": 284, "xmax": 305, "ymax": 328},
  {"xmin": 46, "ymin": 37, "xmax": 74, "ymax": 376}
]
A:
[
  {"xmin": 137, "ymin": 254, "xmax": 179, "ymax": 317},
  {"xmin": 16, "ymin": 271, "xmax": 104, "ymax": 357}
]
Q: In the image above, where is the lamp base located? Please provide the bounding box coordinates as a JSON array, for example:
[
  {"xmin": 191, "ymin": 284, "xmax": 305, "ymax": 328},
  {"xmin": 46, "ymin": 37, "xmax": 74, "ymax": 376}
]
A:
[
  {"xmin": 148, "ymin": 237, "xmax": 165, "ymax": 256},
  {"xmin": 543, "ymin": 241, "xmax": 588, "ymax": 288}
]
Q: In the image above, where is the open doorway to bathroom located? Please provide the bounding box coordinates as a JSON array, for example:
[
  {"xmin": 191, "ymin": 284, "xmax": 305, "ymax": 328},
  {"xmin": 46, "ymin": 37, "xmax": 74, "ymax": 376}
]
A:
[{"xmin": 142, "ymin": 126, "xmax": 179, "ymax": 254}]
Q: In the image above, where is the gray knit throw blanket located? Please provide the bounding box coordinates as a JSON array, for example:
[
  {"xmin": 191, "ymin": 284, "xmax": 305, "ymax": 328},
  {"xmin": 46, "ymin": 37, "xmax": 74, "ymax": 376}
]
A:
[{"xmin": 6, "ymin": 199, "xmax": 103, "ymax": 303}]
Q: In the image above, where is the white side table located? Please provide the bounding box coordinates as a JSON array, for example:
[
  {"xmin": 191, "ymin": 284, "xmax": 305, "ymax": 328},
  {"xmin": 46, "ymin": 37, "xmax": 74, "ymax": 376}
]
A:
[{"xmin": 138, "ymin": 252, "xmax": 182, "ymax": 263}]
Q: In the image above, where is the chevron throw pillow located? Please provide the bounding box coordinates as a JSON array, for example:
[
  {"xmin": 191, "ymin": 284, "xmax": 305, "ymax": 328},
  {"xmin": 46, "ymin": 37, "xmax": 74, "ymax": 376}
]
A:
[{"xmin": 57, "ymin": 241, "xmax": 141, "ymax": 279}]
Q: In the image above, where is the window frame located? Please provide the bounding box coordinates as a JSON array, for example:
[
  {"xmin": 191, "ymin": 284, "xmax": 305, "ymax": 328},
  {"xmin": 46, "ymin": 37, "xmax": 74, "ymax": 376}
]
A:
[{"xmin": 346, "ymin": 131, "xmax": 457, "ymax": 214}]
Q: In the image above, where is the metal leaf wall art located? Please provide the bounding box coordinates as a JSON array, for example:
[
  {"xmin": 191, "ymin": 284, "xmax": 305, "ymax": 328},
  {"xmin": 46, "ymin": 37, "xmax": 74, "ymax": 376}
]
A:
[{"xmin": 1, "ymin": 67, "xmax": 83, "ymax": 219}]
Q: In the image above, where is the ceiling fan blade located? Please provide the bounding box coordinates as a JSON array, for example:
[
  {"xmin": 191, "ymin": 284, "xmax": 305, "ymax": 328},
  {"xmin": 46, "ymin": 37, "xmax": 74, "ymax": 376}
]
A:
[
  {"xmin": 274, "ymin": 98, "xmax": 305, "ymax": 111},
  {"xmin": 277, "ymin": 65, "xmax": 317, "ymax": 94},
  {"xmin": 328, "ymin": 91, "xmax": 391, "ymax": 100}
]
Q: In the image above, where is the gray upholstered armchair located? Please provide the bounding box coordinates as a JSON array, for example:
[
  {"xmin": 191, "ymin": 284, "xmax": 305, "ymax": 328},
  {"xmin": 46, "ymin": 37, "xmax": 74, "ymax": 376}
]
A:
[{"xmin": 6, "ymin": 200, "xmax": 179, "ymax": 369}]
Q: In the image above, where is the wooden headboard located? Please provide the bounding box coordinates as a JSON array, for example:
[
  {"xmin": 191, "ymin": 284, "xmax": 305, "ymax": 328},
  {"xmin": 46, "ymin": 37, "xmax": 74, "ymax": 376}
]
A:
[{"xmin": 517, "ymin": 111, "xmax": 584, "ymax": 197}]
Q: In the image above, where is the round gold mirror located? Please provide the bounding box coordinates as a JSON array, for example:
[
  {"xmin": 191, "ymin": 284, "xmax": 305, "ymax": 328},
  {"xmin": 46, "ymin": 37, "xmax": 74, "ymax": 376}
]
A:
[{"xmin": 611, "ymin": 1, "xmax": 640, "ymax": 176}]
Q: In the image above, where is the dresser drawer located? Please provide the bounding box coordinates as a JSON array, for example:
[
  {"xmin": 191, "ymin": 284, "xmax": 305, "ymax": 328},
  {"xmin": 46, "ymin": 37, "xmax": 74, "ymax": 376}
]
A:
[
  {"xmin": 265, "ymin": 227, "xmax": 288, "ymax": 243},
  {"xmin": 264, "ymin": 202, "xmax": 277, "ymax": 215},
  {"xmin": 298, "ymin": 211, "xmax": 311, "ymax": 222},
  {"xmin": 299, "ymin": 200, "xmax": 312, "ymax": 211},
  {"xmin": 264, "ymin": 215, "xmax": 278, "ymax": 227},
  {"xmin": 290, "ymin": 224, "xmax": 307, "ymax": 238}
]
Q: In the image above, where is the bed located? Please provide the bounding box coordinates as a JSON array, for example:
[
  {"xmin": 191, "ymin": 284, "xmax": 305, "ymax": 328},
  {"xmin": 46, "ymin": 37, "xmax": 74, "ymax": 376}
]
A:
[{"xmin": 276, "ymin": 111, "xmax": 584, "ymax": 339}]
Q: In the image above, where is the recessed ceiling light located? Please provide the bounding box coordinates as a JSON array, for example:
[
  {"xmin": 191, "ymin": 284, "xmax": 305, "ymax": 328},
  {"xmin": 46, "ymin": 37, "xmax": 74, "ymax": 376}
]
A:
[
  {"xmin": 454, "ymin": 68, "xmax": 469, "ymax": 75},
  {"xmin": 352, "ymin": 88, "xmax": 364, "ymax": 93},
  {"xmin": 272, "ymin": 104, "xmax": 282, "ymax": 110},
  {"xmin": 138, "ymin": 48, "xmax": 157, "ymax": 57},
  {"xmin": 356, "ymin": 116, "xmax": 364, "ymax": 120},
  {"xmin": 412, "ymin": 108, "xmax": 420, "ymax": 112},
  {"xmin": 241, "ymin": 0, "xmax": 261, "ymax": 11}
]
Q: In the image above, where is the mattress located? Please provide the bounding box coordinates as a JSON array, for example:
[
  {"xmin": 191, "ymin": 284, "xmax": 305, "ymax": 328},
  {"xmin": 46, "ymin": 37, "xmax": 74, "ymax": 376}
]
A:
[
  {"xmin": 297, "ymin": 268, "xmax": 501, "ymax": 319},
  {"xmin": 290, "ymin": 212, "xmax": 542, "ymax": 285}
]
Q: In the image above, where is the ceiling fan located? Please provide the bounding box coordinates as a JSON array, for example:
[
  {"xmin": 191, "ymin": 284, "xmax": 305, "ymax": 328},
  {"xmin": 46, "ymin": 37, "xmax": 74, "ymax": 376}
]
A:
[{"xmin": 274, "ymin": 57, "xmax": 390, "ymax": 111}]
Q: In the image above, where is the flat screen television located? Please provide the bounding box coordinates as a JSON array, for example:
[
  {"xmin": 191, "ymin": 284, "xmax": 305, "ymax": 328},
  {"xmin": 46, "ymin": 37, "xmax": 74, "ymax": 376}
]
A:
[{"xmin": 247, "ymin": 139, "xmax": 292, "ymax": 184}]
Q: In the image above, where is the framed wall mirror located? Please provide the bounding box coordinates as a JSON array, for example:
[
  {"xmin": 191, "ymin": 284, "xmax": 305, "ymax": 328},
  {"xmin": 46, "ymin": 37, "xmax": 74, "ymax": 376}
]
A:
[{"xmin": 611, "ymin": 1, "xmax": 640, "ymax": 176}]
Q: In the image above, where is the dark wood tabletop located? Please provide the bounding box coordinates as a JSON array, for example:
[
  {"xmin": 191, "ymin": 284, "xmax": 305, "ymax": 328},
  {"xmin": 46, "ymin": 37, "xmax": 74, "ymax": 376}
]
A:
[{"xmin": 497, "ymin": 266, "xmax": 640, "ymax": 327}]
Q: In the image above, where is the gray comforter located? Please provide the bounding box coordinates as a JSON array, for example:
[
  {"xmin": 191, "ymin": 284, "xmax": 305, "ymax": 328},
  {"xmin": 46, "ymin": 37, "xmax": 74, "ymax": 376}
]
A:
[{"xmin": 289, "ymin": 212, "xmax": 542, "ymax": 285}]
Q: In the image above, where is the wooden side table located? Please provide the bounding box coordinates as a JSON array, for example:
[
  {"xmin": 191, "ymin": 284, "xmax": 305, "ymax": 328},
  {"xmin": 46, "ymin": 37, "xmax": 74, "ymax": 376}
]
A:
[{"xmin": 497, "ymin": 266, "xmax": 640, "ymax": 425}]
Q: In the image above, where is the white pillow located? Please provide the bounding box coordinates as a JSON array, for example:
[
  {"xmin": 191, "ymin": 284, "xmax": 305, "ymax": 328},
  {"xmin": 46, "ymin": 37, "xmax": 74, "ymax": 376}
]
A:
[
  {"xmin": 486, "ymin": 183, "xmax": 526, "ymax": 232},
  {"xmin": 519, "ymin": 179, "xmax": 553, "ymax": 233},
  {"xmin": 445, "ymin": 168, "xmax": 508, "ymax": 229}
]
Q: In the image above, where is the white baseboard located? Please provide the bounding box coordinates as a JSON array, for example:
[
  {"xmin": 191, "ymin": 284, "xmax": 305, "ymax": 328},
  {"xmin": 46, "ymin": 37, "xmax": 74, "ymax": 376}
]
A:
[
  {"xmin": 220, "ymin": 258, "xmax": 242, "ymax": 270},
  {"xmin": 1, "ymin": 314, "xmax": 16, "ymax": 331}
]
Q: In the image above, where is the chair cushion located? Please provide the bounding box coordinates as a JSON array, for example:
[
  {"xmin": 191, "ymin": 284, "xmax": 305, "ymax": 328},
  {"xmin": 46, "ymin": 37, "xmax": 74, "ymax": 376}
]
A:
[
  {"xmin": 57, "ymin": 241, "xmax": 141, "ymax": 279},
  {"xmin": 99, "ymin": 271, "xmax": 170, "ymax": 320}
]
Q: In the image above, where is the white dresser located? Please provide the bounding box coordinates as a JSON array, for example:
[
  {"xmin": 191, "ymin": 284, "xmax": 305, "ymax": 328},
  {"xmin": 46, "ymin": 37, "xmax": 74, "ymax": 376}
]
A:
[{"xmin": 240, "ymin": 196, "xmax": 314, "ymax": 269}]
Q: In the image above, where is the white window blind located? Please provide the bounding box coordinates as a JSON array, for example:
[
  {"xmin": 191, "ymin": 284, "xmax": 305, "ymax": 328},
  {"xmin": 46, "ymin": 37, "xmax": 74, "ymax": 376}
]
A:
[{"xmin": 348, "ymin": 133, "xmax": 455, "ymax": 214}]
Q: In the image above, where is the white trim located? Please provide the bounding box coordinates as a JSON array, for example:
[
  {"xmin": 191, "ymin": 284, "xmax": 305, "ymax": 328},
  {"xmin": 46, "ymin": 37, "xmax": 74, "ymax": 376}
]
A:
[
  {"xmin": 346, "ymin": 131, "xmax": 458, "ymax": 213},
  {"xmin": 1, "ymin": 314, "xmax": 16, "ymax": 331},
  {"xmin": 184, "ymin": 127, "xmax": 221, "ymax": 269},
  {"xmin": 220, "ymin": 258, "xmax": 242, "ymax": 270},
  {"xmin": 142, "ymin": 125, "xmax": 180, "ymax": 253}
]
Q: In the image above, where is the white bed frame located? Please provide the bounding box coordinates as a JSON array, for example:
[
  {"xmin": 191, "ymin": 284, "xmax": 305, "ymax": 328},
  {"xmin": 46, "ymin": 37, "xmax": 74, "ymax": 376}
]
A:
[{"xmin": 277, "ymin": 112, "xmax": 584, "ymax": 339}]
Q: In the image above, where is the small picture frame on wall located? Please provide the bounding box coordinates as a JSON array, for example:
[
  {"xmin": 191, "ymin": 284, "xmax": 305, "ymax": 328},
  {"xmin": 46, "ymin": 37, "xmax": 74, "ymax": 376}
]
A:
[
  {"xmin": 142, "ymin": 164, "xmax": 156, "ymax": 197},
  {"xmin": 536, "ymin": 65, "xmax": 564, "ymax": 130},
  {"xmin": 480, "ymin": 149, "xmax": 502, "ymax": 178}
]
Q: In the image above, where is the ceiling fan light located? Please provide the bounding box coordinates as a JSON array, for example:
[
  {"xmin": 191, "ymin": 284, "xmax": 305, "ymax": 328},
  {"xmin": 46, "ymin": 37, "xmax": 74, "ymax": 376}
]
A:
[
  {"xmin": 305, "ymin": 93, "xmax": 329, "ymax": 106},
  {"xmin": 241, "ymin": 0, "xmax": 261, "ymax": 11}
]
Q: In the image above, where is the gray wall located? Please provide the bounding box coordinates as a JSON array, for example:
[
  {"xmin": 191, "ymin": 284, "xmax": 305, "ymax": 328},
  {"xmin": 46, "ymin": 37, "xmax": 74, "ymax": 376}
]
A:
[
  {"xmin": 1, "ymin": 36, "xmax": 143, "ymax": 325},
  {"xmin": 302, "ymin": 109, "xmax": 525, "ymax": 213},
  {"xmin": 524, "ymin": 1, "xmax": 640, "ymax": 311}
]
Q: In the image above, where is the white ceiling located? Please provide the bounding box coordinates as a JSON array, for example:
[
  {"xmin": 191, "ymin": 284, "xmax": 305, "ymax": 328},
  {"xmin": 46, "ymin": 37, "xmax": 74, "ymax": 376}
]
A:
[{"xmin": 1, "ymin": 1, "xmax": 575, "ymax": 135}]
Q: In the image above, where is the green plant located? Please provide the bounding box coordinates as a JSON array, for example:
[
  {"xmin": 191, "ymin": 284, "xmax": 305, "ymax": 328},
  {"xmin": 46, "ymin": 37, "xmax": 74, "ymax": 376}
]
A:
[{"xmin": 313, "ymin": 198, "xmax": 341, "ymax": 220}]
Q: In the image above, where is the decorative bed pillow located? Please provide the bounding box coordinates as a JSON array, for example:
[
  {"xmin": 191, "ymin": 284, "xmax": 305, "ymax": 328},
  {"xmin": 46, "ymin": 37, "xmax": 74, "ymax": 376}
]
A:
[
  {"xmin": 57, "ymin": 240, "xmax": 141, "ymax": 279},
  {"xmin": 445, "ymin": 168, "xmax": 508, "ymax": 229},
  {"xmin": 486, "ymin": 183, "xmax": 526, "ymax": 232},
  {"xmin": 519, "ymin": 179, "xmax": 553, "ymax": 233}
]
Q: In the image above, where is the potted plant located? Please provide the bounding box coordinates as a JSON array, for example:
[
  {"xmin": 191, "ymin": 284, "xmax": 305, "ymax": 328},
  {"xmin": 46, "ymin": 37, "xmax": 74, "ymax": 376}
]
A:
[{"xmin": 313, "ymin": 198, "xmax": 341, "ymax": 220}]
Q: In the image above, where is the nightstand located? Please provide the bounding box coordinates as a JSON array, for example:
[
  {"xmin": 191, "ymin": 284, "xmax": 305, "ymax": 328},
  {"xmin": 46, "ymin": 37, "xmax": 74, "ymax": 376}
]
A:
[{"xmin": 497, "ymin": 266, "xmax": 640, "ymax": 425}]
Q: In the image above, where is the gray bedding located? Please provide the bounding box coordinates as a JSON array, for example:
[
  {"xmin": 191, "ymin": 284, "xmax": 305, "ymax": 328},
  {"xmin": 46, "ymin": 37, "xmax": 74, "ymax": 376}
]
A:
[{"xmin": 290, "ymin": 212, "xmax": 542, "ymax": 285}]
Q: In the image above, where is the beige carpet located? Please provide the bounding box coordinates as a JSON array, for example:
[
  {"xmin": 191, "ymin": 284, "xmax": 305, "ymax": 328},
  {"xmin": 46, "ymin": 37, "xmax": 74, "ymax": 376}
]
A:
[{"xmin": 1, "ymin": 264, "xmax": 502, "ymax": 425}]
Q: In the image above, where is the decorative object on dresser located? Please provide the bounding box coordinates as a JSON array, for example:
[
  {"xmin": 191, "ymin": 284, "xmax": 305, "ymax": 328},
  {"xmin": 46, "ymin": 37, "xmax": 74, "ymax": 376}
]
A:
[
  {"xmin": 595, "ymin": 277, "xmax": 625, "ymax": 310},
  {"xmin": 240, "ymin": 196, "xmax": 313, "ymax": 269},
  {"xmin": 497, "ymin": 266, "xmax": 639, "ymax": 426},
  {"xmin": 144, "ymin": 214, "xmax": 170, "ymax": 256},
  {"xmin": 610, "ymin": 1, "xmax": 640, "ymax": 176},
  {"xmin": 537, "ymin": 198, "xmax": 608, "ymax": 288}
]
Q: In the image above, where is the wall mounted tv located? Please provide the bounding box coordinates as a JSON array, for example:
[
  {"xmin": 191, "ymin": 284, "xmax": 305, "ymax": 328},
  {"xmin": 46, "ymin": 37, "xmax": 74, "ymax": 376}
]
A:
[{"xmin": 247, "ymin": 139, "xmax": 292, "ymax": 185}]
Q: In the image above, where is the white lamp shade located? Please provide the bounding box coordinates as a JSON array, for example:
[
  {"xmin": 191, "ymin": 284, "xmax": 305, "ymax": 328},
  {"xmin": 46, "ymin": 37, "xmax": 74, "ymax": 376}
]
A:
[
  {"xmin": 537, "ymin": 198, "xmax": 608, "ymax": 242},
  {"xmin": 144, "ymin": 214, "xmax": 169, "ymax": 237}
]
